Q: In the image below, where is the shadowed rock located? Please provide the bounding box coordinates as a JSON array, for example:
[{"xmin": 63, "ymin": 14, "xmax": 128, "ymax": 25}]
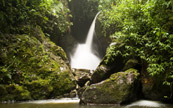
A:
[
  {"xmin": 72, "ymin": 69, "xmax": 91, "ymax": 87},
  {"xmin": 80, "ymin": 68, "xmax": 140, "ymax": 104}
]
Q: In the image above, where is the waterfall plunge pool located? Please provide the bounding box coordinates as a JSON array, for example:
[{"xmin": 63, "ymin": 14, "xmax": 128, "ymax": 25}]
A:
[{"xmin": 0, "ymin": 99, "xmax": 173, "ymax": 108}]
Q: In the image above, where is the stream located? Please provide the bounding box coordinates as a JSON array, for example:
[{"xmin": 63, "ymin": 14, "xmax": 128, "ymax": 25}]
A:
[{"xmin": 0, "ymin": 99, "xmax": 173, "ymax": 108}]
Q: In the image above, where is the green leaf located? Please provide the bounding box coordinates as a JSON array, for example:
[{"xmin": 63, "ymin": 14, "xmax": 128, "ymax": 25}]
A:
[{"xmin": 6, "ymin": 74, "xmax": 12, "ymax": 79}]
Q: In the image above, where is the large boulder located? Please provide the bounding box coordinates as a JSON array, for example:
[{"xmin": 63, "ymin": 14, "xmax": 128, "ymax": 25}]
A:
[
  {"xmin": 0, "ymin": 27, "xmax": 76, "ymax": 101},
  {"xmin": 80, "ymin": 68, "xmax": 140, "ymax": 104}
]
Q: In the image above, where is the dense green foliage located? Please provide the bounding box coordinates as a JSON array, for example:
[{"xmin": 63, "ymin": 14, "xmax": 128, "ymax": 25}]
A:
[
  {"xmin": 0, "ymin": 0, "xmax": 71, "ymax": 36},
  {"xmin": 98, "ymin": 0, "xmax": 173, "ymax": 85}
]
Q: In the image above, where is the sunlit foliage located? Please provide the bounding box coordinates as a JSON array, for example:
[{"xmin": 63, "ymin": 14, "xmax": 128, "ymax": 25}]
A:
[
  {"xmin": 0, "ymin": 0, "xmax": 71, "ymax": 36},
  {"xmin": 99, "ymin": 0, "xmax": 173, "ymax": 85}
]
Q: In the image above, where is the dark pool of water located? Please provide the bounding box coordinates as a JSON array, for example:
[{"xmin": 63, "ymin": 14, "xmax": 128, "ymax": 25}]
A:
[{"xmin": 0, "ymin": 100, "xmax": 172, "ymax": 108}]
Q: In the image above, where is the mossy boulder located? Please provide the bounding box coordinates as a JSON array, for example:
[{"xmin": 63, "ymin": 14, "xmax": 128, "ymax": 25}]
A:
[
  {"xmin": 26, "ymin": 79, "xmax": 53, "ymax": 100},
  {"xmin": 0, "ymin": 27, "xmax": 76, "ymax": 101},
  {"xmin": 0, "ymin": 84, "xmax": 31, "ymax": 101},
  {"xmin": 80, "ymin": 68, "xmax": 140, "ymax": 104},
  {"xmin": 50, "ymin": 34, "xmax": 77, "ymax": 59},
  {"xmin": 50, "ymin": 71, "xmax": 76, "ymax": 98}
]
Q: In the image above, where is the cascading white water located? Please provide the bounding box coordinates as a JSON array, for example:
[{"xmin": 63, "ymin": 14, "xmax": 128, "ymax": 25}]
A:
[
  {"xmin": 21, "ymin": 97, "xmax": 80, "ymax": 104},
  {"xmin": 70, "ymin": 12, "xmax": 101, "ymax": 70},
  {"xmin": 126, "ymin": 100, "xmax": 165, "ymax": 108}
]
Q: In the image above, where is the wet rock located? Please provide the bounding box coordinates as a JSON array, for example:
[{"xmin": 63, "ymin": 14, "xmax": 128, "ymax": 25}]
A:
[
  {"xmin": 62, "ymin": 90, "xmax": 77, "ymax": 98},
  {"xmin": 141, "ymin": 73, "xmax": 170, "ymax": 101},
  {"xmin": 69, "ymin": 90, "xmax": 77, "ymax": 98},
  {"xmin": 91, "ymin": 54, "xmax": 125, "ymax": 84},
  {"xmin": 80, "ymin": 68, "xmax": 139, "ymax": 104},
  {"xmin": 90, "ymin": 64, "xmax": 110, "ymax": 84},
  {"xmin": 78, "ymin": 86, "xmax": 87, "ymax": 99},
  {"xmin": 72, "ymin": 69, "xmax": 91, "ymax": 87},
  {"xmin": 140, "ymin": 63, "xmax": 171, "ymax": 101},
  {"xmin": 141, "ymin": 76, "xmax": 170, "ymax": 101}
]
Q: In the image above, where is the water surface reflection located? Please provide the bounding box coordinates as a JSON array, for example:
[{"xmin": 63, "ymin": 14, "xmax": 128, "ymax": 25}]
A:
[{"xmin": 0, "ymin": 100, "xmax": 173, "ymax": 108}]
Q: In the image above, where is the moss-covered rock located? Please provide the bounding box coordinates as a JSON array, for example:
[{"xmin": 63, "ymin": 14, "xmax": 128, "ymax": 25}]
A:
[
  {"xmin": 0, "ymin": 27, "xmax": 76, "ymax": 101},
  {"xmin": 50, "ymin": 71, "xmax": 76, "ymax": 98},
  {"xmin": 26, "ymin": 79, "xmax": 53, "ymax": 100},
  {"xmin": 6, "ymin": 84, "xmax": 31, "ymax": 101},
  {"xmin": 0, "ymin": 84, "xmax": 31, "ymax": 101},
  {"xmin": 90, "ymin": 43, "xmax": 125, "ymax": 84},
  {"xmin": 80, "ymin": 68, "xmax": 140, "ymax": 104}
]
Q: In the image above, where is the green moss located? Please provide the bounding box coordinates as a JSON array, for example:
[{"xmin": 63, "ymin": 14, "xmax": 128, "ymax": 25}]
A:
[
  {"xmin": 125, "ymin": 68, "xmax": 138, "ymax": 73},
  {"xmin": 4, "ymin": 84, "xmax": 31, "ymax": 101},
  {"xmin": 26, "ymin": 79, "xmax": 53, "ymax": 100},
  {"xmin": 82, "ymin": 68, "xmax": 139, "ymax": 104},
  {"xmin": 50, "ymin": 71, "xmax": 76, "ymax": 97},
  {"xmin": 123, "ymin": 59, "xmax": 139, "ymax": 70},
  {"xmin": 125, "ymin": 68, "xmax": 139, "ymax": 79},
  {"xmin": 46, "ymin": 39, "xmax": 68, "ymax": 61},
  {"xmin": 0, "ymin": 27, "xmax": 76, "ymax": 101}
]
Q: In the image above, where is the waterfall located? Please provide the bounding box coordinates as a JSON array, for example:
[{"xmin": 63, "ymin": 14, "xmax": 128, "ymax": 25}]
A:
[
  {"xmin": 85, "ymin": 11, "xmax": 101, "ymax": 49},
  {"xmin": 70, "ymin": 12, "xmax": 101, "ymax": 70}
]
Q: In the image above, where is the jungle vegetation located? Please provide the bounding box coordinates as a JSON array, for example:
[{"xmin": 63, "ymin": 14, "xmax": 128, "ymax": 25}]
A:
[
  {"xmin": 98, "ymin": 0, "xmax": 173, "ymax": 86},
  {"xmin": 0, "ymin": 0, "xmax": 172, "ymax": 101}
]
